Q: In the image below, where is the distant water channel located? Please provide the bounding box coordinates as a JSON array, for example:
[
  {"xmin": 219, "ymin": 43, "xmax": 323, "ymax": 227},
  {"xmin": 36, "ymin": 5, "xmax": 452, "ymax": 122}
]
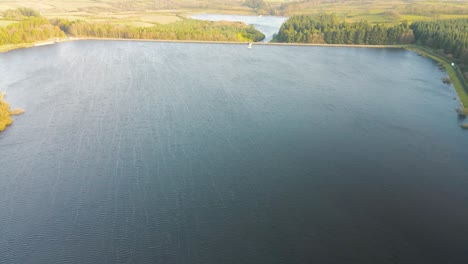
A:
[
  {"xmin": 190, "ymin": 14, "xmax": 288, "ymax": 42},
  {"xmin": 1, "ymin": 41, "xmax": 468, "ymax": 264}
]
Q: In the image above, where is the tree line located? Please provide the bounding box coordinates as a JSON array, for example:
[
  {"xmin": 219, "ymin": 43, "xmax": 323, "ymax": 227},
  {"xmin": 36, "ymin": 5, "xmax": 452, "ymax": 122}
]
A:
[
  {"xmin": 274, "ymin": 14, "xmax": 468, "ymax": 65},
  {"xmin": 410, "ymin": 19, "xmax": 468, "ymax": 65},
  {"xmin": 0, "ymin": 17, "xmax": 64, "ymax": 45},
  {"xmin": 273, "ymin": 14, "xmax": 414, "ymax": 45},
  {"xmin": 0, "ymin": 8, "xmax": 64, "ymax": 45},
  {"xmin": 51, "ymin": 18, "xmax": 265, "ymax": 42}
]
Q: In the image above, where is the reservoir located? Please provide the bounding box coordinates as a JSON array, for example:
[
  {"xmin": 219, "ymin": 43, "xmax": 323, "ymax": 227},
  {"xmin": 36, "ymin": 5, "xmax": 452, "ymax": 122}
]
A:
[{"xmin": 1, "ymin": 41, "xmax": 468, "ymax": 263}]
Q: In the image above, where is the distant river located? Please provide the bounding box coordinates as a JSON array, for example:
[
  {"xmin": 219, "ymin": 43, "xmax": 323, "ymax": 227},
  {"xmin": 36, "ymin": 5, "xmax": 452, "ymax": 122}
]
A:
[
  {"xmin": 1, "ymin": 41, "xmax": 468, "ymax": 264},
  {"xmin": 190, "ymin": 14, "xmax": 288, "ymax": 42}
]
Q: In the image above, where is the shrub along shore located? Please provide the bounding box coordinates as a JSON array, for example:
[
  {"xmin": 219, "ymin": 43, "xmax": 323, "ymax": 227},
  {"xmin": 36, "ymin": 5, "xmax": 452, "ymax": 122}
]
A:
[
  {"xmin": 0, "ymin": 92, "xmax": 13, "ymax": 131},
  {"xmin": 0, "ymin": 92, "xmax": 25, "ymax": 132}
]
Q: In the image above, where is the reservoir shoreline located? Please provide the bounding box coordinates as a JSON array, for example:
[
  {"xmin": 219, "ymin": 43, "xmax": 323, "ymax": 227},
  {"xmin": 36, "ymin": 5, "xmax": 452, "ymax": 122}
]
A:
[
  {"xmin": 0, "ymin": 37, "xmax": 408, "ymax": 53},
  {"xmin": 1, "ymin": 38, "xmax": 466, "ymax": 121}
]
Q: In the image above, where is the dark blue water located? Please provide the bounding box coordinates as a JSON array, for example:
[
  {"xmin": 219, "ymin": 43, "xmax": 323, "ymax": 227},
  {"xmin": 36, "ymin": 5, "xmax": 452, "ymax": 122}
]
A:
[{"xmin": 1, "ymin": 41, "xmax": 468, "ymax": 264}]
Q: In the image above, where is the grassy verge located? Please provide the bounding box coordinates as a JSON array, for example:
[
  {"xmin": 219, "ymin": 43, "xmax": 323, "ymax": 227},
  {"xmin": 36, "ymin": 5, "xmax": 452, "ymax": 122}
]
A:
[{"xmin": 407, "ymin": 45, "xmax": 468, "ymax": 109}]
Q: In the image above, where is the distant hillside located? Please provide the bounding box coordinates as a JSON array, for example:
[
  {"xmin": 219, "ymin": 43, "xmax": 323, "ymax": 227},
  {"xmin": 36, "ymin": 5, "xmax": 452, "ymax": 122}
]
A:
[
  {"xmin": 1, "ymin": 0, "xmax": 467, "ymax": 27},
  {"xmin": 278, "ymin": 0, "xmax": 468, "ymax": 21}
]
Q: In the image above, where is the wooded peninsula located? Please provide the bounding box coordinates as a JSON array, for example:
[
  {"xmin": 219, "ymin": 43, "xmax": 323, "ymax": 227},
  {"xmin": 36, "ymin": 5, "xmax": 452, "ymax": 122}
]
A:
[{"xmin": 0, "ymin": 8, "xmax": 265, "ymax": 47}]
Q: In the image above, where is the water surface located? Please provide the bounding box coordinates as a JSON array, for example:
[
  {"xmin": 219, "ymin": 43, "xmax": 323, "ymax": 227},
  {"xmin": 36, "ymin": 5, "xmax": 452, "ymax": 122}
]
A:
[{"xmin": 0, "ymin": 41, "xmax": 468, "ymax": 264}]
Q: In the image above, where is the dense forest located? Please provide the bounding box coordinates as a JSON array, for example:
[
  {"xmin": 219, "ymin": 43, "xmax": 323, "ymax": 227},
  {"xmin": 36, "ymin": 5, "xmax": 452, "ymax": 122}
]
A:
[
  {"xmin": 411, "ymin": 19, "xmax": 468, "ymax": 65},
  {"xmin": 51, "ymin": 18, "xmax": 265, "ymax": 42},
  {"xmin": 273, "ymin": 14, "xmax": 414, "ymax": 45},
  {"xmin": 0, "ymin": 10, "xmax": 64, "ymax": 45},
  {"xmin": 274, "ymin": 14, "xmax": 468, "ymax": 65}
]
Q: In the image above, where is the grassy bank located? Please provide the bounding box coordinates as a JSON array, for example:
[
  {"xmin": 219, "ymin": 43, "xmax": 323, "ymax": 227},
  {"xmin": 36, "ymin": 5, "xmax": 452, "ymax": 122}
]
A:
[{"xmin": 408, "ymin": 45, "xmax": 468, "ymax": 108}]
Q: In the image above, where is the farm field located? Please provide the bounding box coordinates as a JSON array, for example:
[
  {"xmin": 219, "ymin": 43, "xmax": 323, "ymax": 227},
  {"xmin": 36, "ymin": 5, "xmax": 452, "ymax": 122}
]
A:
[
  {"xmin": 0, "ymin": 0, "xmax": 254, "ymax": 26},
  {"xmin": 1, "ymin": 0, "xmax": 467, "ymax": 27}
]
